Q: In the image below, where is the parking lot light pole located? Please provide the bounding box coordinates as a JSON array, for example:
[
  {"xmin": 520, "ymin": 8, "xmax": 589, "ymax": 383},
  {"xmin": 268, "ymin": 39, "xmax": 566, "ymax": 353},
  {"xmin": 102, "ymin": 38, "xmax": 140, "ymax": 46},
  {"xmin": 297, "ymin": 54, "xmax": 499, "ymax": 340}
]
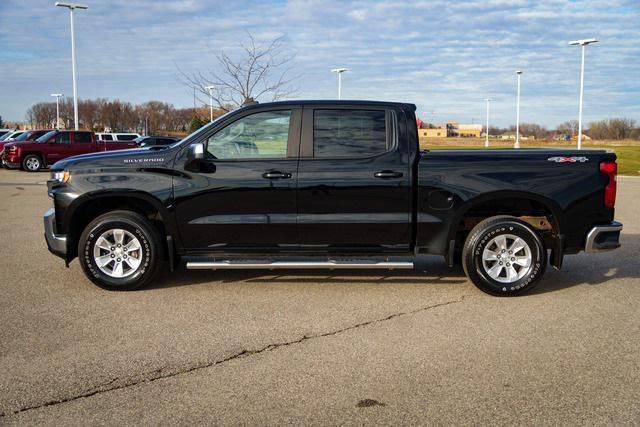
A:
[
  {"xmin": 331, "ymin": 68, "xmax": 348, "ymax": 100},
  {"xmin": 569, "ymin": 38, "xmax": 598, "ymax": 150},
  {"xmin": 204, "ymin": 85, "xmax": 215, "ymax": 122},
  {"xmin": 515, "ymin": 70, "xmax": 522, "ymax": 149},
  {"xmin": 483, "ymin": 98, "xmax": 492, "ymax": 148},
  {"xmin": 55, "ymin": 2, "xmax": 87, "ymax": 131},
  {"xmin": 51, "ymin": 93, "xmax": 63, "ymax": 129}
]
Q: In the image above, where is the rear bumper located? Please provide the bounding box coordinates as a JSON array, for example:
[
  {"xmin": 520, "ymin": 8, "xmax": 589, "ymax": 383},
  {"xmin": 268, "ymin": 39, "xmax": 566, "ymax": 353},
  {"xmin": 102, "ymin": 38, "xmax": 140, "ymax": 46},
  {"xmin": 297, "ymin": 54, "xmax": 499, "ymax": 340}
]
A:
[
  {"xmin": 44, "ymin": 208, "xmax": 67, "ymax": 258},
  {"xmin": 585, "ymin": 221, "xmax": 622, "ymax": 253}
]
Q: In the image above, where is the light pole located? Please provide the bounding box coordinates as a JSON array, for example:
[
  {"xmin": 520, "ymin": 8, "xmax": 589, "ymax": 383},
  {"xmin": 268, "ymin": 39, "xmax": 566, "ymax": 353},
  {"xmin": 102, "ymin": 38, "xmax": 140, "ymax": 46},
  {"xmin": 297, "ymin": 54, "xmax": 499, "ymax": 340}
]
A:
[
  {"xmin": 569, "ymin": 38, "xmax": 598, "ymax": 150},
  {"xmin": 483, "ymin": 98, "xmax": 492, "ymax": 148},
  {"xmin": 331, "ymin": 68, "xmax": 349, "ymax": 99},
  {"xmin": 51, "ymin": 93, "xmax": 63, "ymax": 129},
  {"xmin": 55, "ymin": 2, "xmax": 87, "ymax": 131},
  {"xmin": 515, "ymin": 70, "xmax": 522, "ymax": 149},
  {"xmin": 204, "ymin": 85, "xmax": 215, "ymax": 122}
]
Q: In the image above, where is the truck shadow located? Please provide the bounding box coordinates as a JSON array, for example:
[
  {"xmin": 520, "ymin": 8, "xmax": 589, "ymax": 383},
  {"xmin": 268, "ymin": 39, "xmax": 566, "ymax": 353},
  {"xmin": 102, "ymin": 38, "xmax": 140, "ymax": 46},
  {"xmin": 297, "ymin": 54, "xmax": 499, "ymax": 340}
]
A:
[{"xmin": 149, "ymin": 234, "xmax": 639, "ymax": 294}]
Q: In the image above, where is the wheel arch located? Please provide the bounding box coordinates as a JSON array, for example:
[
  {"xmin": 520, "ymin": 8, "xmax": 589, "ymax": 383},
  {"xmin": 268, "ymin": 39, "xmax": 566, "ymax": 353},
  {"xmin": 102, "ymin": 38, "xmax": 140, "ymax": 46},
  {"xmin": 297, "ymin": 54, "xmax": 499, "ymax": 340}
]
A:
[
  {"xmin": 447, "ymin": 190, "xmax": 563, "ymax": 256},
  {"xmin": 63, "ymin": 190, "xmax": 177, "ymax": 261}
]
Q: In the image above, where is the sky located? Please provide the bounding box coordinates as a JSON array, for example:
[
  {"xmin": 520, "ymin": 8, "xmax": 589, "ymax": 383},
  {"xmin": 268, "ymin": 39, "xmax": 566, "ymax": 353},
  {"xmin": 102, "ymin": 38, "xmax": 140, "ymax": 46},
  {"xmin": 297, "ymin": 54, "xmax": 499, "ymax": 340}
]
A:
[{"xmin": 0, "ymin": 0, "xmax": 639, "ymax": 128}]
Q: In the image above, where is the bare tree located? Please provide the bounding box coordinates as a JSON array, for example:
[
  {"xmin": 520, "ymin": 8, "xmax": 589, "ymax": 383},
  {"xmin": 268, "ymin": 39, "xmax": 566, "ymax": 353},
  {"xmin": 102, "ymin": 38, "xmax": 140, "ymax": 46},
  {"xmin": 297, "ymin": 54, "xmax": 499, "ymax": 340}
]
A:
[
  {"xmin": 557, "ymin": 120, "xmax": 579, "ymax": 136},
  {"xmin": 588, "ymin": 118, "xmax": 636, "ymax": 140},
  {"xmin": 178, "ymin": 33, "xmax": 297, "ymax": 111}
]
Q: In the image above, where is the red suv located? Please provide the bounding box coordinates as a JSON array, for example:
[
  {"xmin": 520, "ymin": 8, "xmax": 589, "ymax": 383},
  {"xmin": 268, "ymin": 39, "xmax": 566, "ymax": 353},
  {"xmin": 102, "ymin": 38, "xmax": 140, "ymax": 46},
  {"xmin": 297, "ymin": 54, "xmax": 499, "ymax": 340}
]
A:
[{"xmin": 3, "ymin": 130, "xmax": 137, "ymax": 171}]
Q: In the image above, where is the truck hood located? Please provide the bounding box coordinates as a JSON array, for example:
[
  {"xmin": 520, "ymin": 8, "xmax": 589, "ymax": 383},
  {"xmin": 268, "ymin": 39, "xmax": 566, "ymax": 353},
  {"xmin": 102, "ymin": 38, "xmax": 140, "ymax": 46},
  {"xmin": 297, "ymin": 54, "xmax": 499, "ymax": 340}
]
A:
[{"xmin": 51, "ymin": 146, "xmax": 176, "ymax": 171}]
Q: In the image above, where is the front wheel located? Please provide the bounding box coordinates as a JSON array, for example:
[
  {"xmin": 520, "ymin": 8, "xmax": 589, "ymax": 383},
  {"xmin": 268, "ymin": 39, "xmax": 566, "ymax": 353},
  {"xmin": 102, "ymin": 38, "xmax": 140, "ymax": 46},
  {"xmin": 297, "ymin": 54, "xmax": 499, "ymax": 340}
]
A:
[
  {"xmin": 22, "ymin": 154, "xmax": 43, "ymax": 172},
  {"xmin": 462, "ymin": 216, "xmax": 546, "ymax": 296},
  {"xmin": 78, "ymin": 210, "xmax": 163, "ymax": 290}
]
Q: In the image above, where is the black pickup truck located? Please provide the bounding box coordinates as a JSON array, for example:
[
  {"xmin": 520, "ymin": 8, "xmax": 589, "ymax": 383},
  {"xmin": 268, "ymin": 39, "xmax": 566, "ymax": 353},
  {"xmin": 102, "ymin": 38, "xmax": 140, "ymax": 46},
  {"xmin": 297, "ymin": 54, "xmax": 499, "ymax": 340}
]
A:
[{"xmin": 44, "ymin": 100, "xmax": 622, "ymax": 295}]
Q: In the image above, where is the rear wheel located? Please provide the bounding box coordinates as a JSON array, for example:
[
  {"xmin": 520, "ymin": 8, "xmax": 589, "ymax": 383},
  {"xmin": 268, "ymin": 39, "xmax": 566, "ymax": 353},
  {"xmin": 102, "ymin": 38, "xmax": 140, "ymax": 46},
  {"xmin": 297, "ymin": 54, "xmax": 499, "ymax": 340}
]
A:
[
  {"xmin": 462, "ymin": 216, "xmax": 546, "ymax": 296},
  {"xmin": 22, "ymin": 154, "xmax": 43, "ymax": 172},
  {"xmin": 78, "ymin": 210, "xmax": 162, "ymax": 290}
]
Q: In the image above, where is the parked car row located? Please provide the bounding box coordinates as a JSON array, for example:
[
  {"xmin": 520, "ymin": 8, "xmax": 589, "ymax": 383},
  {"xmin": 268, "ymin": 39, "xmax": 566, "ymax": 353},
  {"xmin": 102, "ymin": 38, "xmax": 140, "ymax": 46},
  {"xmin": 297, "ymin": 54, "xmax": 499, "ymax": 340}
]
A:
[{"xmin": 0, "ymin": 130, "xmax": 180, "ymax": 172}]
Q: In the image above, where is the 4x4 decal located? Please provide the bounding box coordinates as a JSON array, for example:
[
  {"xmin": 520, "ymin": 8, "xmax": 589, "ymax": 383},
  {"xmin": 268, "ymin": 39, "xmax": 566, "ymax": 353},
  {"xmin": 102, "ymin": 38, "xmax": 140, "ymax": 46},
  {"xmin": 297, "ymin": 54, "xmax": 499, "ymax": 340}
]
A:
[{"xmin": 547, "ymin": 156, "xmax": 589, "ymax": 163}]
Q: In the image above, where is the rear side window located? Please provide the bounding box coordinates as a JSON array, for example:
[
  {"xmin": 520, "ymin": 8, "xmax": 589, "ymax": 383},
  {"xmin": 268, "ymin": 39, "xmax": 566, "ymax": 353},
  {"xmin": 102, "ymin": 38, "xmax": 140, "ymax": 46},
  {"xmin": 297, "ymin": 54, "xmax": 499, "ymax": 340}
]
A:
[
  {"xmin": 74, "ymin": 132, "xmax": 92, "ymax": 143},
  {"xmin": 117, "ymin": 134, "xmax": 138, "ymax": 141},
  {"xmin": 313, "ymin": 109, "xmax": 388, "ymax": 157}
]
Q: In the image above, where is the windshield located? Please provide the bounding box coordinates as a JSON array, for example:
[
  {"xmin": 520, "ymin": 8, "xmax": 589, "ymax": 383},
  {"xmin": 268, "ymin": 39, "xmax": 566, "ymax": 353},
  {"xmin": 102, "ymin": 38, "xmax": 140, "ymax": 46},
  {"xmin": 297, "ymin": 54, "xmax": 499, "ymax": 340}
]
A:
[
  {"xmin": 167, "ymin": 109, "xmax": 236, "ymax": 149},
  {"xmin": 0, "ymin": 132, "xmax": 18, "ymax": 141},
  {"xmin": 14, "ymin": 132, "xmax": 33, "ymax": 141},
  {"xmin": 36, "ymin": 131, "xmax": 57, "ymax": 143},
  {"xmin": 133, "ymin": 136, "xmax": 146, "ymax": 144}
]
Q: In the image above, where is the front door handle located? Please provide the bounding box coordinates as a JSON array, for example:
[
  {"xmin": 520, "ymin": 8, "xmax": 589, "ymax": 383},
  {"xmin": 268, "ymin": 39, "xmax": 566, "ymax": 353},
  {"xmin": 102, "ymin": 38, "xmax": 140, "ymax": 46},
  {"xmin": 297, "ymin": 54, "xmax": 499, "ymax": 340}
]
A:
[
  {"xmin": 262, "ymin": 171, "xmax": 292, "ymax": 179},
  {"xmin": 374, "ymin": 170, "xmax": 403, "ymax": 179}
]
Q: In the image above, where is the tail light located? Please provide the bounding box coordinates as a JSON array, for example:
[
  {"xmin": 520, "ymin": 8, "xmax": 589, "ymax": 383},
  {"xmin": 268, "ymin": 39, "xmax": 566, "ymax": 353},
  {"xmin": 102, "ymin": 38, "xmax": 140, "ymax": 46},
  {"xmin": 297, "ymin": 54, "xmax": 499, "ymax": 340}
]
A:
[{"xmin": 600, "ymin": 161, "xmax": 617, "ymax": 209}]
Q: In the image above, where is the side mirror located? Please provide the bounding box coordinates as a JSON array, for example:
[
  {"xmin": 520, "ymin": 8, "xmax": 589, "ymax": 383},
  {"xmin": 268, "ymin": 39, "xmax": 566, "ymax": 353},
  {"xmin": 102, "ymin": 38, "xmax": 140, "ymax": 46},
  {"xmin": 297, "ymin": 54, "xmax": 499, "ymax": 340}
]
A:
[{"xmin": 189, "ymin": 142, "xmax": 205, "ymax": 161}]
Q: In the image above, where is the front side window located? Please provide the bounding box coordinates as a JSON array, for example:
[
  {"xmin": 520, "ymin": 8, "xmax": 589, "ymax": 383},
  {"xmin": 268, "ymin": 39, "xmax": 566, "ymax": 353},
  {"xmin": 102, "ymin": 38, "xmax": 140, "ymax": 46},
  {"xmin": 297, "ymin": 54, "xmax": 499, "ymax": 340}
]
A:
[
  {"xmin": 313, "ymin": 109, "xmax": 387, "ymax": 157},
  {"xmin": 206, "ymin": 110, "xmax": 291, "ymax": 159},
  {"xmin": 55, "ymin": 132, "xmax": 70, "ymax": 144},
  {"xmin": 117, "ymin": 134, "xmax": 138, "ymax": 141}
]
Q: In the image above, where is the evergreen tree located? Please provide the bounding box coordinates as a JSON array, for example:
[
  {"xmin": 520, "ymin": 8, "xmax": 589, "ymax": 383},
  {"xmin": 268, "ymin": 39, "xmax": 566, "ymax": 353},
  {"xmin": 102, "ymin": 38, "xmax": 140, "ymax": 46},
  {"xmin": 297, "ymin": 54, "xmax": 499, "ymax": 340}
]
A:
[{"xmin": 188, "ymin": 116, "xmax": 205, "ymax": 134}]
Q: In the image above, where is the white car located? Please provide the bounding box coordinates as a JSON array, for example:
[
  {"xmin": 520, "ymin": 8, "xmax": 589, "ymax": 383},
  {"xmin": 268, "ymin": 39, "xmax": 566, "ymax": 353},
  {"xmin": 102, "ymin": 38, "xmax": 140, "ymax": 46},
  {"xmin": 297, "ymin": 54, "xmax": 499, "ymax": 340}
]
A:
[
  {"xmin": 0, "ymin": 130, "xmax": 24, "ymax": 141},
  {"xmin": 95, "ymin": 132, "xmax": 141, "ymax": 142},
  {"xmin": 0, "ymin": 129, "xmax": 16, "ymax": 139}
]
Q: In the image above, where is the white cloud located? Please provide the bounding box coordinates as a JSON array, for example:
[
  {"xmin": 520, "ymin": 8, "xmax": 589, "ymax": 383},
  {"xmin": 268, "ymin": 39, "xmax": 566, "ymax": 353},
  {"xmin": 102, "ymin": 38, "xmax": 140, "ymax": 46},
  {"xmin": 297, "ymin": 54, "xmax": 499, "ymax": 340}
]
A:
[{"xmin": 0, "ymin": 0, "xmax": 638, "ymax": 127}]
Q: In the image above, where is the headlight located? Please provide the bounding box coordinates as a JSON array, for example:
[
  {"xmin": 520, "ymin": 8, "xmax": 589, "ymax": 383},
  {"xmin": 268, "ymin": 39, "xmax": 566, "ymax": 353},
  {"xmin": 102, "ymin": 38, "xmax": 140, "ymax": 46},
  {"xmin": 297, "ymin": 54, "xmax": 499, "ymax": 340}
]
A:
[
  {"xmin": 51, "ymin": 170, "xmax": 70, "ymax": 183},
  {"xmin": 9, "ymin": 146, "xmax": 17, "ymax": 151}
]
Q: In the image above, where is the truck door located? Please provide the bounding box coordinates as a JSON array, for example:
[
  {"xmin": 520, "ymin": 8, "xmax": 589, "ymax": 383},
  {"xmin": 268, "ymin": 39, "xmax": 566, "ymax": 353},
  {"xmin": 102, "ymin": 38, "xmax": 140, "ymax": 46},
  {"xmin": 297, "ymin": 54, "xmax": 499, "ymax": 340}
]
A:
[
  {"xmin": 70, "ymin": 131, "xmax": 95, "ymax": 156},
  {"xmin": 47, "ymin": 131, "xmax": 72, "ymax": 164},
  {"xmin": 172, "ymin": 107, "xmax": 301, "ymax": 251},
  {"xmin": 296, "ymin": 106, "xmax": 412, "ymax": 252}
]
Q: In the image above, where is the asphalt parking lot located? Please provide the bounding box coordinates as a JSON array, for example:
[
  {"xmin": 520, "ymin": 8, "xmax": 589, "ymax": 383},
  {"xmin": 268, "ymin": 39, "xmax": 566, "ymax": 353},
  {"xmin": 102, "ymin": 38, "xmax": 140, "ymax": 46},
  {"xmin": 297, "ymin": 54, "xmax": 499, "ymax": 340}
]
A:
[{"xmin": 0, "ymin": 168, "xmax": 638, "ymax": 425}]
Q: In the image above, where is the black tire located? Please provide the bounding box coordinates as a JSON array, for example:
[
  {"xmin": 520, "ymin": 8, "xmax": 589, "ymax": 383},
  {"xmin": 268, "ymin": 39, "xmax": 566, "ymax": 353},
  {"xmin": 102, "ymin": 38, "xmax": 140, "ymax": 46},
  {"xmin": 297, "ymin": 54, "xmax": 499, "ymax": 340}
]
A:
[
  {"xmin": 78, "ymin": 210, "xmax": 163, "ymax": 291},
  {"xmin": 22, "ymin": 154, "xmax": 43, "ymax": 172},
  {"xmin": 462, "ymin": 215, "xmax": 546, "ymax": 296}
]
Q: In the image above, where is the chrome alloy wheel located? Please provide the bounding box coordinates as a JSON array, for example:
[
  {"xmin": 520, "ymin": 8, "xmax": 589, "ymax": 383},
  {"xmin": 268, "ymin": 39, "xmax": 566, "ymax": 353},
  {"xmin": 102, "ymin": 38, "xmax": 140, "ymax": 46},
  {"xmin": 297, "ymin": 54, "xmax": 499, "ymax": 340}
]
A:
[
  {"xmin": 25, "ymin": 157, "xmax": 40, "ymax": 171},
  {"xmin": 482, "ymin": 234, "xmax": 532, "ymax": 283},
  {"xmin": 93, "ymin": 228, "xmax": 142, "ymax": 278}
]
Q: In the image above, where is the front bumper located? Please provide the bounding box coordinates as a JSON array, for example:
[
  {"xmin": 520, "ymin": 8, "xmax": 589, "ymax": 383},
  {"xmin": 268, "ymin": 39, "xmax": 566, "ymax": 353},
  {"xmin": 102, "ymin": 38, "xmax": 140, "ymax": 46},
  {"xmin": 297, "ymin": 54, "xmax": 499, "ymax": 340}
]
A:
[
  {"xmin": 2, "ymin": 154, "xmax": 20, "ymax": 169},
  {"xmin": 585, "ymin": 221, "xmax": 623, "ymax": 253},
  {"xmin": 44, "ymin": 208, "xmax": 67, "ymax": 258}
]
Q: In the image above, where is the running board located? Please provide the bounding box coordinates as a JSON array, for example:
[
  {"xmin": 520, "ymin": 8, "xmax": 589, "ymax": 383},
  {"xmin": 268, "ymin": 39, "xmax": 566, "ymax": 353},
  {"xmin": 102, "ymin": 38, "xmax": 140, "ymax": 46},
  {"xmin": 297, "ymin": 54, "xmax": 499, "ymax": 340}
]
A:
[{"xmin": 186, "ymin": 260, "xmax": 414, "ymax": 270}]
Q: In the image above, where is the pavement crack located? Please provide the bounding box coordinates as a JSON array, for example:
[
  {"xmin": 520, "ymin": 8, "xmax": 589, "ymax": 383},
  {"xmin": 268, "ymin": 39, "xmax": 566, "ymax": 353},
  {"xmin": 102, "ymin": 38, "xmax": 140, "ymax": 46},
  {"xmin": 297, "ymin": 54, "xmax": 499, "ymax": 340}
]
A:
[{"xmin": 1, "ymin": 295, "xmax": 469, "ymax": 418}]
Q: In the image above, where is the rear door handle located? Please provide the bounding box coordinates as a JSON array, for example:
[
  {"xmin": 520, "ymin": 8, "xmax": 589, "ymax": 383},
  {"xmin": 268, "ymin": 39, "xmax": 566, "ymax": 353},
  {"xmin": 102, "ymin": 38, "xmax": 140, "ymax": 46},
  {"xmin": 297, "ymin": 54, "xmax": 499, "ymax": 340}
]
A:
[
  {"xmin": 262, "ymin": 171, "xmax": 292, "ymax": 179},
  {"xmin": 374, "ymin": 170, "xmax": 403, "ymax": 179}
]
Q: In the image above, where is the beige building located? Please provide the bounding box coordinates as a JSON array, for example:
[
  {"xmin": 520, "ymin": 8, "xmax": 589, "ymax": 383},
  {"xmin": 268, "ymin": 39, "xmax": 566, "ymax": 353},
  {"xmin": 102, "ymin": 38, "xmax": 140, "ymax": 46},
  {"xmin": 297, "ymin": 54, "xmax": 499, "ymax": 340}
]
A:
[
  {"xmin": 418, "ymin": 122, "xmax": 483, "ymax": 138},
  {"xmin": 418, "ymin": 128, "xmax": 447, "ymax": 138},
  {"xmin": 456, "ymin": 124, "xmax": 483, "ymax": 138}
]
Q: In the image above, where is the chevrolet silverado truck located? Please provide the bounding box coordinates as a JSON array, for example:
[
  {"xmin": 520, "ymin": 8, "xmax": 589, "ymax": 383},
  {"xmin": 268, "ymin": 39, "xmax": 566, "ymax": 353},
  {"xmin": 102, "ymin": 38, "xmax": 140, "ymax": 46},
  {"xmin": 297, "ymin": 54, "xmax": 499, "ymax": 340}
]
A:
[
  {"xmin": 3, "ymin": 130, "xmax": 137, "ymax": 172},
  {"xmin": 43, "ymin": 101, "xmax": 622, "ymax": 295}
]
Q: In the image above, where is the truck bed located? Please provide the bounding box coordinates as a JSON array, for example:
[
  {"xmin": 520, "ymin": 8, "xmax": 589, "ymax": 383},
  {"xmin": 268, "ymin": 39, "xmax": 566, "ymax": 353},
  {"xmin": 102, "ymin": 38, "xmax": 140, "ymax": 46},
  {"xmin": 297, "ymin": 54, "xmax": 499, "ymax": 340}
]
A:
[{"xmin": 416, "ymin": 148, "xmax": 616, "ymax": 255}]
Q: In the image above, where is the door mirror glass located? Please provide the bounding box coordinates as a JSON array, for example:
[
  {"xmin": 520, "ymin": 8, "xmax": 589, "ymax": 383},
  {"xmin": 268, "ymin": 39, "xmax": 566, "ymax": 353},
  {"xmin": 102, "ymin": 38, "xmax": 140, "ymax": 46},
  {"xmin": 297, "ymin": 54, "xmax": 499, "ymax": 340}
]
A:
[{"xmin": 189, "ymin": 142, "xmax": 204, "ymax": 160}]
